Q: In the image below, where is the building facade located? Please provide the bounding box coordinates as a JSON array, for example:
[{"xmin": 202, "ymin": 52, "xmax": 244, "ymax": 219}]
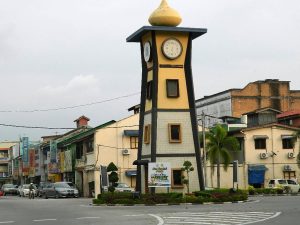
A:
[{"xmin": 196, "ymin": 79, "xmax": 300, "ymax": 127}]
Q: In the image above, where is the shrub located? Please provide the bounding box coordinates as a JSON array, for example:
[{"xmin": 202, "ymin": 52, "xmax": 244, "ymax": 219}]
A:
[
  {"xmin": 248, "ymin": 185, "xmax": 255, "ymax": 195},
  {"xmin": 93, "ymin": 198, "xmax": 105, "ymax": 205}
]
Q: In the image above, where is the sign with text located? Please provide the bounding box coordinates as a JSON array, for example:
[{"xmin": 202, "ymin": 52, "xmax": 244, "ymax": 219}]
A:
[
  {"xmin": 148, "ymin": 162, "xmax": 171, "ymax": 187},
  {"xmin": 22, "ymin": 137, "xmax": 29, "ymax": 162},
  {"xmin": 50, "ymin": 140, "xmax": 57, "ymax": 163}
]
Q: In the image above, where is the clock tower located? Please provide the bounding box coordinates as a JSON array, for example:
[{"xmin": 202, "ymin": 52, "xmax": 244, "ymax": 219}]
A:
[{"xmin": 127, "ymin": 0, "xmax": 207, "ymax": 193}]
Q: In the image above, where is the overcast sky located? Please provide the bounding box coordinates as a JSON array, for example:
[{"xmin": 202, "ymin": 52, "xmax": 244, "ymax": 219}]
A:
[{"xmin": 0, "ymin": 0, "xmax": 299, "ymax": 141}]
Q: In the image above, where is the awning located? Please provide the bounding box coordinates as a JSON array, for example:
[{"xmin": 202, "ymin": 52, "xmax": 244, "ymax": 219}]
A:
[
  {"xmin": 133, "ymin": 159, "xmax": 149, "ymax": 165},
  {"xmin": 125, "ymin": 170, "xmax": 137, "ymax": 177},
  {"xmin": 124, "ymin": 130, "xmax": 139, "ymax": 137},
  {"xmin": 248, "ymin": 165, "xmax": 268, "ymax": 171},
  {"xmin": 281, "ymin": 135, "xmax": 294, "ymax": 139},
  {"xmin": 248, "ymin": 165, "xmax": 268, "ymax": 184},
  {"xmin": 253, "ymin": 135, "xmax": 269, "ymax": 140}
]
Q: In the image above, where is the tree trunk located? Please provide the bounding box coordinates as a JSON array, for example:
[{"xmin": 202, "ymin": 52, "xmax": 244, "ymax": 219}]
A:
[{"xmin": 217, "ymin": 153, "xmax": 220, "ymax": 189}]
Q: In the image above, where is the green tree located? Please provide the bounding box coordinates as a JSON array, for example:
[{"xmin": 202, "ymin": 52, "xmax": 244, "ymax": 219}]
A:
[
  {"xmin": 294, "ymin": 130, "xmax": 300, "ymax": 164},
  {"xmin": 107, "ymin": 162, "xmax": 119, "ymax": 192},
  {"xmin": 181, "ymin": 161, "xmax": 194, "ymax": 194},
  {"xmin": 206, "ymin": 125, "xmax": 239, "ymax": 188}
]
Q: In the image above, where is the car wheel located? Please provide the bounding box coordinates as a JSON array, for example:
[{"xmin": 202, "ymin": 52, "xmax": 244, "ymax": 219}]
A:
[
  {"xmin": 55, "ymin": 193, "xmax": 59, "ymax": 199},
  {"xmin": 44, "ymin": 194, "xmax": 48, "ymax": 199}
]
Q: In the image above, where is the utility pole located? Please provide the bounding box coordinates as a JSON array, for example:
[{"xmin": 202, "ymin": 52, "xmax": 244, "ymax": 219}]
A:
[{"xmin": 201, "ymin": 111, "xmax": 207, "ymax": 188}]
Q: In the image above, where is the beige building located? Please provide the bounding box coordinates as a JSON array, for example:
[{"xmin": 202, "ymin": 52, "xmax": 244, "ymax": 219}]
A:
[
  {"xmin": 205, "ymin": 123, "xmax": 300, "ymax": 189},
  {"xmin": 93, "ymin": 114, "xmax": 139, "ymax": 197}
]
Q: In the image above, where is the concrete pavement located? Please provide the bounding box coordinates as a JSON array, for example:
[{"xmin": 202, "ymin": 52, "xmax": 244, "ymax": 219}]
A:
[{"xmin": 0, "ymin": 195, "xmax": 299, "ymax": 225}]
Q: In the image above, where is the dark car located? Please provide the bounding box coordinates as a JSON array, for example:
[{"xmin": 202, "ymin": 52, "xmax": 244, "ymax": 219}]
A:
[
  {"xmin": 1, "ymin": 184, "xmax": 19, "ymax": 196},
  {"xmin": 37, "ymin": 182, "xmax": 50, "ymax": 197},
  {"xmin": 42, "ymin": 182, "xmax": 75, "ymax": 198}
]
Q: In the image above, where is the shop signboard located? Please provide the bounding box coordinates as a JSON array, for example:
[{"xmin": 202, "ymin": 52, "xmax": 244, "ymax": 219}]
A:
[{"xmin": 148, "ymin": 162, "xmax": 171, "ymax": 187}]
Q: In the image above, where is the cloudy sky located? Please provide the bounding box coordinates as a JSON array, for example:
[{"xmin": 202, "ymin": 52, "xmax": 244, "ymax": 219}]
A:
[{"xmin": 0, "ymin": 0, "xmax": 299, "ymax": 141}]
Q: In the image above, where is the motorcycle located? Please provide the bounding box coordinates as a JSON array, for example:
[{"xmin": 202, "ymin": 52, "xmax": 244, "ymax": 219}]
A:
[{"xmin": 29, "ymin": 189, "xmax": 35, "ymax": 199}]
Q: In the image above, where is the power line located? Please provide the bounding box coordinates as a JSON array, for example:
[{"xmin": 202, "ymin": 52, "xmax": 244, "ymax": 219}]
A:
[
  {"xmin": 0, "ymin": 92, "xmax": 140, "ymax": 113},
  {"xmin": 0, "ymin": 123, "xmax": 139, "ymax": 130},
  {"xmin": 0, "ymin": 123, "xmax": 73, "ymax": 130}
]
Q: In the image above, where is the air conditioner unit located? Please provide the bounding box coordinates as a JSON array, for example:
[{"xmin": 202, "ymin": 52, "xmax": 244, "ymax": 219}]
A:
[
  {"xmin": 122, "ymin": 149, "xmax": 130, "ymax": 155},
  {"xmin": 283, "ymin": 165, "xmax": 291, "ymax": 171},
  {"xmin": 260, "ymin": 152, "xmax": 268, "ymax": 159},
  {"xmin": 288, "ymin": 152, "xmax": 295, "ymax": 158}
]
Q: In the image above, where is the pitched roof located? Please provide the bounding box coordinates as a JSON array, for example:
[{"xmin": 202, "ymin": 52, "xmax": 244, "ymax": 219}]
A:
[{"xmin": 277, "ymin": 110, "xmax": 300, "ymax": 119}]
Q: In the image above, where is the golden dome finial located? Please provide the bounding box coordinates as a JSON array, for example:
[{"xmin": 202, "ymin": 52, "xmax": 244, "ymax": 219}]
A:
[{"xmin": 148, "ymin": 0, "xmax": 182, "ymax": 27}]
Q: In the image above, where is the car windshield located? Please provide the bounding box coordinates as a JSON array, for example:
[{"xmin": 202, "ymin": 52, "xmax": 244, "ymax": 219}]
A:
[
  {"xmin": 4, "ymin": 184, "xmax": 15, "ymax": 188},
  {"xmin": 23, "ymin": 184, "xmax": 37, "ymax": 189},
  {"xmin": 67, "ymin": 182, "xmax": 75, "ymax": 187},
  {"xmin": 117, "ymin": 183, "xmax": 129, "ymax": 188},
  {"xmin": 278, "ymin": 180, "xmax": 287, "ymax": 184},
  {"xmin": 55, "ymin": 183, "xmax": 71, "ymax": 188},
  {"xmin": 287, "ymin": 180, "xmax": 297, "ymax": 185}
]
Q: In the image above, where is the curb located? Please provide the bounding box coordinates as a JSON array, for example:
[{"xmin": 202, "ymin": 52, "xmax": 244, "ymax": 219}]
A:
[{"xmin": 91, "ymin": 200, "xmax": 247, "ymax": 207}]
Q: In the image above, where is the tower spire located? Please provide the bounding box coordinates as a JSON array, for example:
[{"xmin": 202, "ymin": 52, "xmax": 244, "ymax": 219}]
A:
[{"xmin": 148, "ymin": 0, "xmax": 182, "ymax": 27}]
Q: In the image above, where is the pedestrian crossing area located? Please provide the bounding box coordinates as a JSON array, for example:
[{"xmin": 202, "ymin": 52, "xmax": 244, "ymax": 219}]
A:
[{"xmin": 151, "ymin": 211, "xmax": 281, "ymax": 225}]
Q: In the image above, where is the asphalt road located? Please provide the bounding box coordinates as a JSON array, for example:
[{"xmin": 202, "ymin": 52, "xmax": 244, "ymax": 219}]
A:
[{"xmin": 0, "ymin": 195, "xmax": 299, "ymax": 225}]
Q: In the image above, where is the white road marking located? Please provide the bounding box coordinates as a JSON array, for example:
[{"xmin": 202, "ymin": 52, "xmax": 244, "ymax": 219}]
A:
[
  {"xmin": 76, "ymin": 217, "xmax": 100, "ymax": 220},
  {"xmin": 124, "ymin": 214, "xmax": 147, "ymax": 217},
  {"xmin": 152, "ymin": 212, "xmax": 282, "ymax": 225},
  {"xmin": 241, "ymin": 212, "xmax": 281, "ymax": 225},
  {"xmin": 0, "ymin": 222, "xmax": 15, "ymax": 224},
  {"xmin": 149, "ymin": 214, "xmax": 164, "ymax": 225},
  {"xmin": 33, "ymin": 219, "xmax": 57, "ymax": 222}
]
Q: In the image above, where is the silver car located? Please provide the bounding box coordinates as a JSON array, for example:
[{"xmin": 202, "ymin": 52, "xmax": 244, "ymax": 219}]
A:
[{"xmin": 18, "ymin": 184, "xmax": 37, "ymax": 197}]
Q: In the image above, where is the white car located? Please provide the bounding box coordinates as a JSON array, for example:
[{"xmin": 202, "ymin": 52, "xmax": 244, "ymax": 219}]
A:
[
  {"xmin": 19, "ymin": 184, "xmax": 37, "ymax": 197},
  {"xmin": 268, "ymin": 179, "xmax": 299, "ymax": 193},
  {"xmin": 114, "ymin": 183, "xmax": 135, "ymax": 193},
  {"xmin": 286, "ymin": 179, "xmax": 300, "ymax": 193}
]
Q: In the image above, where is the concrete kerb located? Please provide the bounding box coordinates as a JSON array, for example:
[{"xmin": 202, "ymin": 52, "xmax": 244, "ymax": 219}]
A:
[{"xmin": 91, "ymin": 200, "xmax": 248, "ymax": 207}]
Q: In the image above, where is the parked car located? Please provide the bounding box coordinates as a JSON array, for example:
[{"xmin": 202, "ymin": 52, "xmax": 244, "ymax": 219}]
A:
[
  {"xmin": 37, "ymin": 182, "xmax": 50, "ymax": 197},
  {"xmin": 268, "ymin": 179, "xmax": 300, "ymax": 193},
  {"xmin": 62, "ymin": 182, "xmax": 80, "ymax": 197},
  {"xmin": 42, "ymin": 182, "xmax": 76, "ymax": 198},
  {"xmin": 1, "ymin": 184, "xmax": 19, "ymax": 196},
  {"xmin": 18, "ymin": 184, "xmax": 37, "ymax": 197},
  {"xmin": 114, "ymin": 183, "xmax": 135, "ymax": 193},
  {"xmin": 286, "ymin": 179, "xmax": 300, "ymax": 193}
]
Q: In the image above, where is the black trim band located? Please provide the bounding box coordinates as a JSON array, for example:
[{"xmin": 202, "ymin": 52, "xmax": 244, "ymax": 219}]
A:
[
  {"xmin": 159, "ymin": 64, "xmax": 184, "ymax": 69},
  {"xmin": 142, "ymin": 153, "xmax": 196, "ymax": 158}
]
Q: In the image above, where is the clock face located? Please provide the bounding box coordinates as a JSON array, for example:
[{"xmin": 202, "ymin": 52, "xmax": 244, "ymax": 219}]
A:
[
  {"xmin": 143, "ymin": 41, "xmax": 152, "ymax": 62},
  {"xmin": 162, "ymin": 38, "xmax": 182, "ymax": 60}
]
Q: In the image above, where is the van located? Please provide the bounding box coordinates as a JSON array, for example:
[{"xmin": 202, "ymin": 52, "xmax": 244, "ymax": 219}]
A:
[{"xmin": 268, "ymin": 179, "xmax": 300, "ymax": 193}]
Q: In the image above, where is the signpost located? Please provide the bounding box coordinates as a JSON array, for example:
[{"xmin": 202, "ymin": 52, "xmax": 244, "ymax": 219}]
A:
[{"xmin": 148, "ymin": 162, "xmax": 171, "ymax": 188}]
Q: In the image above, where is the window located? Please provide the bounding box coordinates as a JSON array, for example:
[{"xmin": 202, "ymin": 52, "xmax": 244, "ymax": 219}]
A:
[
  {"xmin": 76, "ymin": 143, "xmax": 83, "ymax": 159},
  {"xmin": 166, "ymin": 79, "xmax": 179, "ymax": 98},
  {"xmin": 168, "ymin": 124, "xmax": 181, "ymax": 143},
  {"xmin": 172, "ymin": 169, "xmax": 183, "ymax": 188},
  {"xmin": 144, "ymin": 125, "xmax": 151, "ymax": 144},
  {"xmin": 282, "ymin": 138, "xmax": 294, "ymax": 149},
  {"xmin": 146, "ymin": 81, "xmax": 153, "ymax": 100},
  {"xmin": 254, "ymin": 139, "xmax": 266, "ymax": 149},
  {"xmin": 130, "ymin": 136, "xmax": 138, "ymax": 149},
  {"xmin": 86, "ymin": 139, "xmax": 94, "ymax": 153}
]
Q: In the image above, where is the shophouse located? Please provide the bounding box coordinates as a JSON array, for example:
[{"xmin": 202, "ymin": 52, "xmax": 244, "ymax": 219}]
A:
[{"xmin": 196, "ymin": 79, "xmax": 300, "ymax": 127}]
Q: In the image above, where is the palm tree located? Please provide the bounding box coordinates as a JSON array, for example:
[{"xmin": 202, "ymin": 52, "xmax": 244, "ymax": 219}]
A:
[
  {"xmin": 294, "ymin": 130, "xmax": 300, "ymax": 163},
  {"xmin": 206, "ymin": 125, "xmax": 239, "ymax": 189}
]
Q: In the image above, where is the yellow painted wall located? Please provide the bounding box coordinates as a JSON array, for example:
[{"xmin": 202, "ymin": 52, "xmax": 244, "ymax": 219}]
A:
[
  {"xmin": 205, "ymin": 126, "xmax": 300, "ymax": 189},
  {"xmin": 93, "ymin": 114, "xmax": 139, "ymax": 197}
]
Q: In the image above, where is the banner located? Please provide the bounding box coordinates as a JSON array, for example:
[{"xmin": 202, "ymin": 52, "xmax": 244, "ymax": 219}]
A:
[
  {"xmin": 64, "ymin": 150, "xmax": 73, "ymax": 172},
  {"xmin": 48, "ymin": 162, "xmax": 60, "ymax": 174},
  {"xmin": 22, "ymin": 137, "xmax": 29, "ymax": 162},
  {"xmin": 50, "ymin": 140, "xmax": 57, "ymax": 163},
  {"xmin": 59, "ymin": 151, "xmax": 65, "ymax": 173},
  {"xmin": 148, "ymin": 162, "xmax": 171, "ymax": 187}
]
